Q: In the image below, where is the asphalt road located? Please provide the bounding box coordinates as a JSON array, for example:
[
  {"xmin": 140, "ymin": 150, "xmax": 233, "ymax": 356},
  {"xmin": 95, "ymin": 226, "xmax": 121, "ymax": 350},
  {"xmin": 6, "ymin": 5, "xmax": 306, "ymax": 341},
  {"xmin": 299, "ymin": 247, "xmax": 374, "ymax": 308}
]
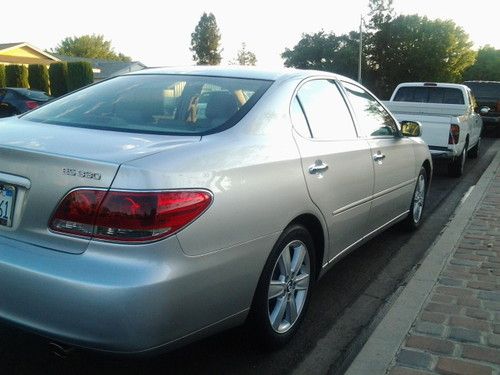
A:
[{"xmin": 1, "ymin": 135, "xmax": 498, "ymax": 375}]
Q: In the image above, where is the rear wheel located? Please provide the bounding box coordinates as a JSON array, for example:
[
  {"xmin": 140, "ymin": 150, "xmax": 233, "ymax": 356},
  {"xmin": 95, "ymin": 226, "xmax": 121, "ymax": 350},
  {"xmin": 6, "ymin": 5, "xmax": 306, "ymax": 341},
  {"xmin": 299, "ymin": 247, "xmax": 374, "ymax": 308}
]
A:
[
  {"xmin": 468, "ymin": 138, "xmax": 480, "ymax": 159},
  {"xmin": 448, "ymin": 141, "xmax": 468, "ymax": 177},
  {"xmin": 401, "ymin": 167, "xmax": 427, "ymax": 231},
  {"xmin": 249, "ymin": 224, "xmax": 315, "ymax": 348}
]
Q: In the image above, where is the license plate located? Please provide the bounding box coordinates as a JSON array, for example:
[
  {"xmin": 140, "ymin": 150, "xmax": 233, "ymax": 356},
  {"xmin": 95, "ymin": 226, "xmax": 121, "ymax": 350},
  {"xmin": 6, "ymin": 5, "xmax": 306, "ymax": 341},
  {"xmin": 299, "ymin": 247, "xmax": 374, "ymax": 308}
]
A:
[{"xmin": 0, "ymin": 184, "xmax": 16, "ymax": 227}]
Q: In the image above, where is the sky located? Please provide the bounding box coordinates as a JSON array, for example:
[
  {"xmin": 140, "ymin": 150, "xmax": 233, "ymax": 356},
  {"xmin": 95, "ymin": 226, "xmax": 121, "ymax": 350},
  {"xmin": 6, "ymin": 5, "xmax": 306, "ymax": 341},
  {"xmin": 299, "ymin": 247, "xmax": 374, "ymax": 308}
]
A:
[{"xmin": 4, "ymin": 0, "xmax": 499, "ymax": 68}]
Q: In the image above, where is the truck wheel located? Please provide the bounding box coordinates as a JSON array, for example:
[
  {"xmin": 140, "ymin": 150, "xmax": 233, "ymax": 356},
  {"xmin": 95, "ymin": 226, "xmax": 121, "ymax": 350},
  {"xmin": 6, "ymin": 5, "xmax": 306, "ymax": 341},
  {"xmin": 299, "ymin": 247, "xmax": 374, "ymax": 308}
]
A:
[
  {"xmin": 448, "ymin": 142, "xmax": 467, "ymax": 177},
  {"xmin": 248, "ymin": 224, "xmax": 315, "ymax": 348},
  {"xmin": 468, "ymin": 138, "xmax": 480, "ymax": 159}
]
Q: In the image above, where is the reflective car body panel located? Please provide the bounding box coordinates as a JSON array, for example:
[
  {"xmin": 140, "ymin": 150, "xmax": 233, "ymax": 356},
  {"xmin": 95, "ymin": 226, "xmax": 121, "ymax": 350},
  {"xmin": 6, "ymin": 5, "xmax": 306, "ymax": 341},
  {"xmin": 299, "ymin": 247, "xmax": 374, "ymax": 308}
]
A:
[{"xmin": 0, "ymin": 67, "xmax": 432, "ymax": 353}]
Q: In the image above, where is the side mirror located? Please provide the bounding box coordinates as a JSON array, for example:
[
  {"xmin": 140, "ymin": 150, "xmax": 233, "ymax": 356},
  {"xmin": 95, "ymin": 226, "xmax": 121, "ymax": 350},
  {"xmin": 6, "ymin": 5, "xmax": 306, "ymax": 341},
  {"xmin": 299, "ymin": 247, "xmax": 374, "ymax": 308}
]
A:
[
  {"xmin": 400, "ymin": 120, "xmax": 422, "ymax": 137},
  {"xmin": 480, "ymin": 106, "xmax": 491, "ymax": 115}
]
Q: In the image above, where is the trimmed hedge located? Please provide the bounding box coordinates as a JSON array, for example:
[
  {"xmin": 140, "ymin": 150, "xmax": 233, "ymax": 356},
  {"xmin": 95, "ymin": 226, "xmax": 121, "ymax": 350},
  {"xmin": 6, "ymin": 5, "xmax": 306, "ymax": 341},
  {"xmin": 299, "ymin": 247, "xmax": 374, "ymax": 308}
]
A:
[
  {"xmin": 5, "ymin": 65, "xmax": 29, "ymax": 88},
  {"xmin": 67, "ymin": 61, "xmax": 93, "ymax": 92},
  {"xmin": 48, "ymin": 62, "xmax": 68, "ymax": 97},
  {"xmin": 28, "ymin": 64, "xmax": 50, "ymax": 94},
  {"xmin": 0, "ymin": 65, "xmax": 5, "ymax": 87}
]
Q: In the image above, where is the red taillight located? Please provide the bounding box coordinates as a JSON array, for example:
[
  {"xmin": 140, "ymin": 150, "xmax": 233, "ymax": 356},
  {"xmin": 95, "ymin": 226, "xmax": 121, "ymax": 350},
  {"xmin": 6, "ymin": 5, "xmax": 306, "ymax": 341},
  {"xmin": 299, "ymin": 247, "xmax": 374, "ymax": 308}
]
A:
[
  {"xmin": 25, "ymin": 100, "xmax": 39, "ymax": 110},
  {"xmin": 449, "ymin": 124, "xmax": 460, "ymax": 144},
  {"xmin": 50, "ymin": 190, "xmax": 212, "ymax": 242}
]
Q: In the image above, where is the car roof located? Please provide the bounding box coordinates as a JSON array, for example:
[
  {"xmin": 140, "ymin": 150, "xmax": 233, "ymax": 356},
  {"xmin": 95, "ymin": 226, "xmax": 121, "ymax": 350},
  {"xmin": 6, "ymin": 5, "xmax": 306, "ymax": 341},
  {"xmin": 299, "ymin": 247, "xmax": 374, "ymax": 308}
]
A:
[
  {"xmin": 463, "ymin": 80, "xmax": 500, "ymax": 84},
  {"xmin": 127, "ymin": 65, "xmax": 352, "ymax": 83},
  {"xmin": 3, "ymin": 87, "xmax": 46, "ymax": 94}
]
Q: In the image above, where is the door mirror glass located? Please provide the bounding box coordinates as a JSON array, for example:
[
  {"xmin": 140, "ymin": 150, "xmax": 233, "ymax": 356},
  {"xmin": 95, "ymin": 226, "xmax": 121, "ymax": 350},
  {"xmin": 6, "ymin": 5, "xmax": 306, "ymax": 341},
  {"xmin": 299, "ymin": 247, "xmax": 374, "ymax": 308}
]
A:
[{"xmin": 400, "ymin": 121, "xmax": 422, "ymax": 137}]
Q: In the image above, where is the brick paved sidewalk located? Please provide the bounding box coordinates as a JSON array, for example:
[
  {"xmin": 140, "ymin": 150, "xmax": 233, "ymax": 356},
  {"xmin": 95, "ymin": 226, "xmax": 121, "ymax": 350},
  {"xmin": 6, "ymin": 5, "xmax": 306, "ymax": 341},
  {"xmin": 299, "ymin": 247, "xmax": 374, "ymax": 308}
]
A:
[{"xmin": 388, "ymin": 165, "xmax": 500, "ymax": 374}]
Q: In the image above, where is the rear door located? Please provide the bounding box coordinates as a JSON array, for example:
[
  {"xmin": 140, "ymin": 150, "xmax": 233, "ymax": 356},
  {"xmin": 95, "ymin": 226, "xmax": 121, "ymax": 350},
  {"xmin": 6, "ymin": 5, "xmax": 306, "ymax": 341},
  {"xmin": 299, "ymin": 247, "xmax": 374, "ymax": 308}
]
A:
[
  {"xmin": 291, "ymin": 78, "xmax": 374, "ymax": 260},
  {"xmin": 341, "ymin": 81, "xmax": 416, "ymax": 232}
]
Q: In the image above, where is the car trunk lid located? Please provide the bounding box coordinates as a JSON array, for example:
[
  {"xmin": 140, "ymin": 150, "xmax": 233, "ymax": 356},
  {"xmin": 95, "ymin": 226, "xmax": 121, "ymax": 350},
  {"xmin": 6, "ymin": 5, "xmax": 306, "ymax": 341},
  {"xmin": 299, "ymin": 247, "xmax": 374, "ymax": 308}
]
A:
[{"xmin": 0, "ymin": 118, "xmax": 200, "ymax": 254}]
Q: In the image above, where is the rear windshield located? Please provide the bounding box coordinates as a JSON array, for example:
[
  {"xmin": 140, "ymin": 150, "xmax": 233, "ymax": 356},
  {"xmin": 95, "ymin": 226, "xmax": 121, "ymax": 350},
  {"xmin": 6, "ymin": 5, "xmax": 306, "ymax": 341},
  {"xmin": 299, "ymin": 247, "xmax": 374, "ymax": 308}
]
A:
[
  {"xmin": 22, "ymin": 74, "xmax": 273, "ymax": 135},
  {"xmin": 463, "ymin": 82, "xmax": 500, "ymax": 100},
  {"xmin": 393, "ymin": 87, "xmax": 465, "ymax": 104}
]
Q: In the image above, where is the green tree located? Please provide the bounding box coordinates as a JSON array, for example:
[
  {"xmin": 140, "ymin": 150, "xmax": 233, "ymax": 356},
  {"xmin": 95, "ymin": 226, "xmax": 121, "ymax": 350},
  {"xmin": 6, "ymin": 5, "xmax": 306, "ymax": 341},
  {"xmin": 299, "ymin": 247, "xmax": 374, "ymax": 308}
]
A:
[
  {"xmin": 190, "ymin": 12, "xmax": 222, "ymax": 65},
  {"xmin": 0, "ymin": 65, "xmax": 5, "ymax": 87},
  {"xmin": 52, "ymin": 34, "xmax": 131, "ymax": 61},
  {"xmin": 49, "ymin": 62, "xmax": 68, "ymax": 97},
  {"xmin": 67, "ymin": 62, "xmax": 93, "ymax": 92},
  {"xmin": 463, "ymin": 45, "xmax": 500, "ymax": 81},
  {"xmin": 231, "ymin": 43, "xmax": 257, "ymax": 66},
  {"xmin": 366, "ymin": 0, "xmax": 394, "ymax": 31},
  {"xmin": 368, "ymin": 15, "xmax": 476, "ymax": 98},
  {"xmin": 281, "ymin": 30, "xmax": 363, "ymax": 80},
  {"xmin": 28, "ymin": 64, "xmax": 50, "ymax": 94},
  {"xmin": 5, "ymin": 65, "xmax": 29, "ymax": 88}
]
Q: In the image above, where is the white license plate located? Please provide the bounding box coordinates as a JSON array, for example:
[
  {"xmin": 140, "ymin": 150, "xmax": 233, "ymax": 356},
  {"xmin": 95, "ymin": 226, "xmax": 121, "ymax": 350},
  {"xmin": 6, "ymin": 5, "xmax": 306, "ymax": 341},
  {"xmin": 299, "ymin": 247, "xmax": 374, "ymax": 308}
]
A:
[{"xmin": 0, "ymin": 184, "xmax": 16, "ymax": 227}]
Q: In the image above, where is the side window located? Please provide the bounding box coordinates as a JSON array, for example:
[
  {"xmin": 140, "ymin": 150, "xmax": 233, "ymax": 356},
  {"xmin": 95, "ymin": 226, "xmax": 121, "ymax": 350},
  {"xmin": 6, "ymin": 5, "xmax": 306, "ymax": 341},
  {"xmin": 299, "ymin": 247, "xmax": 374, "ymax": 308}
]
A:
[
  {"xmin": 342, "ymin": 81, "xmax": 399, "ymax": 137},
  {"xmin": 296, "ymin": 79, "xmax": 356, "ymax": 140},
  {"xmin": 290, "ymin": 97, "xmax": 312, "ymax": 138}
]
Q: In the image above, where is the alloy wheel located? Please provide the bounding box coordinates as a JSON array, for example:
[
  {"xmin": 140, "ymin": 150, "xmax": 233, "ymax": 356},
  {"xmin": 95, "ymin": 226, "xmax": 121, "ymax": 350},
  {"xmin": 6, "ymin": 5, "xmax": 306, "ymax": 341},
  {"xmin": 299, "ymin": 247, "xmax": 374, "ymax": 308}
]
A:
[
  {"xmin": 412, "ymin": 174, "xmax": 426, "ymax": 224},
  {"xmin": 267, "ymin": 240, "xmax": 310, "ymax": 334}
]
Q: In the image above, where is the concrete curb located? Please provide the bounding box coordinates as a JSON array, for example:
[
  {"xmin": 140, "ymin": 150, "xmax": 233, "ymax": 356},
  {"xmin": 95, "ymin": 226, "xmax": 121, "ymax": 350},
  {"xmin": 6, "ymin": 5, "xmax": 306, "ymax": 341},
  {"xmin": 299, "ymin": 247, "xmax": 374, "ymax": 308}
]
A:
[{"xmin": 345, "ymin": 146, "xmax": 500, "ymax": 375}]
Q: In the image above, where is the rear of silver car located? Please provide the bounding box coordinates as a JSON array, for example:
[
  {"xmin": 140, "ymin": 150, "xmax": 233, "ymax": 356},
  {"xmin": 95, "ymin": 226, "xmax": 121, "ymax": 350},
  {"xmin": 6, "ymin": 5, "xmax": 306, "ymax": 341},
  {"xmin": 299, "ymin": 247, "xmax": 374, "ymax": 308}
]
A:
[
  {"xmin": 0, "ymin": 67, "xmax": 432, "ymax": 353},
  {"xmin": 0, "ymin": 71, "xmax": 308, "ymax": 352}
]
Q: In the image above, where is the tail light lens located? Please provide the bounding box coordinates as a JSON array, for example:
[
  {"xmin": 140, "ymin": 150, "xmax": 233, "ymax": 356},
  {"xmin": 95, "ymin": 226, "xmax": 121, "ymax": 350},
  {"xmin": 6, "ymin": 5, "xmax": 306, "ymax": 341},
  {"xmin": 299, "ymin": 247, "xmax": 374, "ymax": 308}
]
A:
[
  {"xmin": 25, "ymin": 100, "xmax": 39, "ymax": 110},
  {"xmin": 449, "ymin": 124, "xmax": 460, "ymax": 144},
  {"xmin": 50, "ymin": 190, "xmax": 212, "ymax": 242}
]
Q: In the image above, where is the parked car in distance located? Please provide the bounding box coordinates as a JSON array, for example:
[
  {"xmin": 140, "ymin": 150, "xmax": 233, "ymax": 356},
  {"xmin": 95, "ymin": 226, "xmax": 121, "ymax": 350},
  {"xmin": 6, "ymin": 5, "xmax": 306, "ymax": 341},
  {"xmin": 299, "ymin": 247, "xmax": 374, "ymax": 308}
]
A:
[
  {"xmin": 0, "ymin": 87, "xmax": 52, "ymax": 118},
  {"xmin": 384, "ymin": 82, "xmax": 482, "ymax": 177},
  {"xmin": 462, "ymin": 80, "xmax": 500, "ymax": 129},
  {"xmin": 0, "ymin": 66, "xmax": 432, "ymax": 354}
]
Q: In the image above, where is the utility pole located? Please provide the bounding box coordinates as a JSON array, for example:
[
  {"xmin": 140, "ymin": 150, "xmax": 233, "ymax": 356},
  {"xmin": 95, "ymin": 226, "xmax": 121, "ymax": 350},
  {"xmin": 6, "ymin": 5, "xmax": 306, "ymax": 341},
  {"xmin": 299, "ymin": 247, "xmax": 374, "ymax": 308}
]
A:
[{"xmin": 358, "ymin": 14, "xmax": 363, "ymax": 84}]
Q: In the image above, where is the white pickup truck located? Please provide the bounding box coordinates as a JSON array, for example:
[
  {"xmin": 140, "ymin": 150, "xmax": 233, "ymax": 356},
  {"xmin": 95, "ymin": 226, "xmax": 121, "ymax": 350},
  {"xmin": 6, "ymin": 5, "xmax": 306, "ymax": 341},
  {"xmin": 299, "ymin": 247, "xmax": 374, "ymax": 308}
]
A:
[{"xmin": 384, "ymin": 82, "xmax": 483, "ymax": 177}]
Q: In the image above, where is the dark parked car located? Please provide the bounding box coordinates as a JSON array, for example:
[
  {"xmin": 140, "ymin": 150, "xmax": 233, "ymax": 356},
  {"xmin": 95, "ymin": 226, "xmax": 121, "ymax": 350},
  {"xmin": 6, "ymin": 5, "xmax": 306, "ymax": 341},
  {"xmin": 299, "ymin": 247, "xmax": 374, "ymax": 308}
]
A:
[
  {"xmin": 0, "ymin": 88, "xmax": 51, "ymax": 118},
  {"xmin": 462, "ymin": 81, "xmax": 500, "ymax": 128}
]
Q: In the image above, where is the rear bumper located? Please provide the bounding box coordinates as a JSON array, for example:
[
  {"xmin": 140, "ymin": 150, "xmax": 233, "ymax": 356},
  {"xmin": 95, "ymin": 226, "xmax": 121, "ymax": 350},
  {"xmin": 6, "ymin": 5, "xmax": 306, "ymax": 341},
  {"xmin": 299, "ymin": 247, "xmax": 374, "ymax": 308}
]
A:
[
  {"xmin": 0, "ymin": 233, "xmax": 275, "ymax": 353},
  {"xmin": 428, "ymin": 147, "xmax": 454, "ymax": 159}
]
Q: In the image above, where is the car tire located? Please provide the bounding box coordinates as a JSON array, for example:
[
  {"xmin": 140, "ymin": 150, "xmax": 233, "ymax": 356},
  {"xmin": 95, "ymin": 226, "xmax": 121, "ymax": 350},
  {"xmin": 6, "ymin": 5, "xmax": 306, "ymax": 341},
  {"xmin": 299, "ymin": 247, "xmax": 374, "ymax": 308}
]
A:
[
  {"xmin": 448, "ymin": 141, "xmax": 468, "ymax": 177},
  {"xmin": 468, "ymin": 138, "xmax": 480, "ymax": 159},
  {"xmin": 248, "ymin": 224, "xmax": 316, "ymax": 349},
  {"xmin": 401, "ymin": 167, "xmax": 427, "ymax": 231}
]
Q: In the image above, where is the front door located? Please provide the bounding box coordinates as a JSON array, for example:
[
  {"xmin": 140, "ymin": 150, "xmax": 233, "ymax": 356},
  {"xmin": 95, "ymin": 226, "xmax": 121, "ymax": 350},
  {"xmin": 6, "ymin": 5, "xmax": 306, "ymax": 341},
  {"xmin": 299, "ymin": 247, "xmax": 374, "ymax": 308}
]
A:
[{"xmin": 341, "ymin": 81, "xmax": 416, "ymax": 232}]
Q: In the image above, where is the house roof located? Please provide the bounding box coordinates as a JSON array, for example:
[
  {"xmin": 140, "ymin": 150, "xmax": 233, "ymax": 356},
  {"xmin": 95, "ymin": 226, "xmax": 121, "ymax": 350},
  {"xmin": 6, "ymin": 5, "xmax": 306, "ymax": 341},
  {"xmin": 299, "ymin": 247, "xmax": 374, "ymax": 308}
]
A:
[
  {"xmin": 52, "ymin": 54, "xmax": 147, "ymax": 79},
  {"xmin": 0, "ymin": 42, "xmax": 60, "ymax": 63},
  {"xmin": 0, "ymin": 42, "xmax": 24, "ymax": 50}
]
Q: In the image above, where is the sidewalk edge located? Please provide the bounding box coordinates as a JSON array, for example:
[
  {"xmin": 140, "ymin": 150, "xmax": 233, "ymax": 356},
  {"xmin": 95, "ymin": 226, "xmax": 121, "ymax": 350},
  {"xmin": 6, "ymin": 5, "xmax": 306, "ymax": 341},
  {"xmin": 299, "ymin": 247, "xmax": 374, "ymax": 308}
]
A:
[{"xmin": 344, "ymin": 148, "xmax": 500, "ymax": 375}]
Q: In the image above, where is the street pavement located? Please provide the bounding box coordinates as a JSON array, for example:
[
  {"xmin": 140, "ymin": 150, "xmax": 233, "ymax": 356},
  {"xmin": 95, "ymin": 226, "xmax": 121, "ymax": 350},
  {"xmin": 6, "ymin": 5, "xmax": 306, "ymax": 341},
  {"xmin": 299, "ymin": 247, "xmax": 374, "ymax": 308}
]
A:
[{"xmin": 346, "ymin": 142, "xmax": 500, "ymax": 375}]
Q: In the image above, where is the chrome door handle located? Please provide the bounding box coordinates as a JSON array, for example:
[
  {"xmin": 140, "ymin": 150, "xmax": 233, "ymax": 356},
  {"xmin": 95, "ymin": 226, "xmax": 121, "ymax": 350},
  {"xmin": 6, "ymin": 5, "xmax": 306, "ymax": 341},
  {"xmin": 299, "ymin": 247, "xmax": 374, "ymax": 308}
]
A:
[
  {"xmin": 308, "ymin": 160, "xmax": 329, "ymax": 174},
  {"xmin": 373, "ymin": 152, "xmax": 386, "ymax": 162}
]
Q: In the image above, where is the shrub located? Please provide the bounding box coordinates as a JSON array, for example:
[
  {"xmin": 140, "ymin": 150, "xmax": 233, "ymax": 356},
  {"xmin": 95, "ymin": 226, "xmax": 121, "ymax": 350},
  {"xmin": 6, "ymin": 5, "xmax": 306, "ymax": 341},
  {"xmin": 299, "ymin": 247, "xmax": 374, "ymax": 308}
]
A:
[
  {"xmin": 0, "ymin": 65, "xmax": 5, "ymax": 87},
  {"xmin": 28, "ymin": 64, "xmax": 50, "ymax": 94},
  {"xmin": 48, "ymin": 62, "xmax": 68, "ymax": 97},
  {"xmin": 5, "ymin": 65, "xmax": 29, "ymax": 88},
  {"xmin": 67, "ymin": 61, "xmax": 93, "ymax": 92}
]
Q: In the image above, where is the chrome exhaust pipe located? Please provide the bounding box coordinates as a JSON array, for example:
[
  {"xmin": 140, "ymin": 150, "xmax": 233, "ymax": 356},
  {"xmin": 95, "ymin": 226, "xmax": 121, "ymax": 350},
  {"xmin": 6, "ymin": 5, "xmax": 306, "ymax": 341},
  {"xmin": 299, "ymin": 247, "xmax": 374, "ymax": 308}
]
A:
[{"xmin": 49, "ymin": 341, "xmax": 75, "ymax": 359}]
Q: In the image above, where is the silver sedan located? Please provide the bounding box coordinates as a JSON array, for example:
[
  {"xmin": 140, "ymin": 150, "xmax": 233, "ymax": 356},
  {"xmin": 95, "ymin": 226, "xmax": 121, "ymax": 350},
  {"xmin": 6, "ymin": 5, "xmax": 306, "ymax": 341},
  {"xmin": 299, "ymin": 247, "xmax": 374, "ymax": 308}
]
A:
[{"xmin": 0, "ymin": 66, "xmax": 431, "ymax": 353}]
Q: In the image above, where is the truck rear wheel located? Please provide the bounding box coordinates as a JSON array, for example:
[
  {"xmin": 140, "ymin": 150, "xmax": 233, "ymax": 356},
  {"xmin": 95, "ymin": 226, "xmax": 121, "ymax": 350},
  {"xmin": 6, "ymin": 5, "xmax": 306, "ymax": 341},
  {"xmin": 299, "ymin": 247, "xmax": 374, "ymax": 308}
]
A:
[
  {"xmin": 448, "ymin": 142, "xmax": 467, "ymax": 177},
  {"xmin": 468, "ymin": 138, "xmax": 480, "ymax": 159}
]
